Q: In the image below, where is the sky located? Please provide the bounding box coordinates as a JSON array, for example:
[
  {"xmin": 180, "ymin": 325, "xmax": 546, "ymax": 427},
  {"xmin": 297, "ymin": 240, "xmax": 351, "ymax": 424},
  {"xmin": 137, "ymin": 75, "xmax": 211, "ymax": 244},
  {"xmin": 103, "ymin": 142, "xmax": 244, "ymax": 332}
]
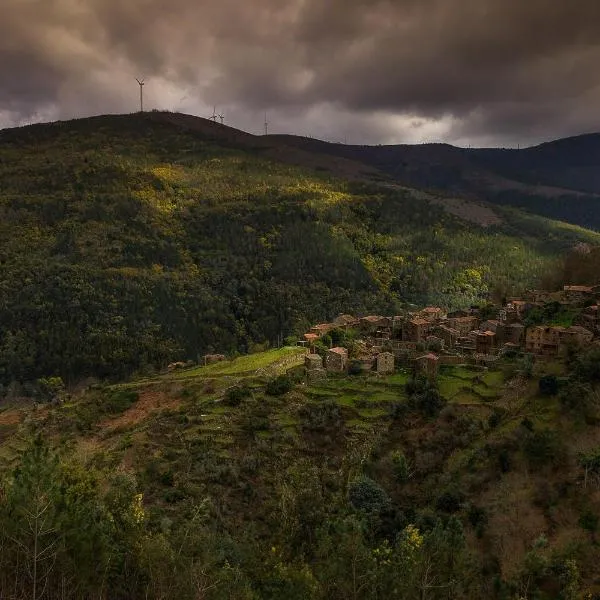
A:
[{"xmin": 1, "ymin": 0, "xmax": 600, "ymax": 147}]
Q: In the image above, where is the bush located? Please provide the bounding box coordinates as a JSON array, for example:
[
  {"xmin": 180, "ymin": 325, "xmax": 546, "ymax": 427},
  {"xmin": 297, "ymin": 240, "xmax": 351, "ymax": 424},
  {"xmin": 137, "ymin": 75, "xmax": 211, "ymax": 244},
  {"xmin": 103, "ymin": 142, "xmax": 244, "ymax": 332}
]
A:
[
  {"xmin": 224, "ymin": 385, "xmax": 251, "ymax": 406},
  {"xmin": 348, "ymin": 360, "xmax": 363, "ymax": 376},
  {"xmin": 348, "ymin": 476, "xmax": 391, "ymax": 514},
  {"xmin": 488, "ymin": 411, "xmax": 502, "ymax": 429},
  {"xmin": 435, "ymin": 489, "xmax": 463, "ymax": 513},
  {"xmin": 104, "ymin": 389, "xmax": 139, "ymax": 414},
  {"xmin": 539, "ymin": 374, "xmax": 559, "ymax": 397},
  {"xmin": 467, "ymin": 504, "xmax": 488, "ymax": 537},
  {"xmin": 523, "ymin": 429, "xmax": 564, "ymax": 468},
  {"xmin": 299, "ymin": 399, "xmax": 342, "ymax": 432},
  {"xmin": 265, "ymin": 375, "xmax": 293, "ymax": 396},
  {"xmin": 390, "ymin": 450, "xmax": 411, "ymax": 483}
]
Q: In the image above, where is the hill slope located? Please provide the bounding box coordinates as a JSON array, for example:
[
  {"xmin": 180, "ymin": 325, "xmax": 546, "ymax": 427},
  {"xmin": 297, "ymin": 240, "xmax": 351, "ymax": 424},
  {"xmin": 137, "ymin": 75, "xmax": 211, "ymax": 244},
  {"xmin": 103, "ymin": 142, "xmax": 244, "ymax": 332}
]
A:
[
  {"xmin": 268, "ymin": 132, "xmax": 600, "ymax": 230},
  {"xmin": 3, "ymin": 345, "xmax": 600, "ymax": 598},
  {"xmin": 0, "ymin": 112, "xmax": 599, "ymax": 386}
]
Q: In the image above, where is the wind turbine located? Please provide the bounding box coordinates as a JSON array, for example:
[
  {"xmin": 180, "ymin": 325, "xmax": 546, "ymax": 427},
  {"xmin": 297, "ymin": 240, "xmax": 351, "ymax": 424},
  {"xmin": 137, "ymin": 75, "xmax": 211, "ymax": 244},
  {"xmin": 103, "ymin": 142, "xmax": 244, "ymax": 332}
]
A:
[
  {"xmin": 136, "ymin": 78, "xmax": 145, "ymax": 112},
  {"xmin": 264, "ymin": 112, "xmax": 269, "ymax": 136},
  {"xmin": 209, "ymin": 106, "xmax": 218, "ymax": 122},
  {"xmin": 218, "ymin": 112, "xmax": 225, "ymax": 125}
]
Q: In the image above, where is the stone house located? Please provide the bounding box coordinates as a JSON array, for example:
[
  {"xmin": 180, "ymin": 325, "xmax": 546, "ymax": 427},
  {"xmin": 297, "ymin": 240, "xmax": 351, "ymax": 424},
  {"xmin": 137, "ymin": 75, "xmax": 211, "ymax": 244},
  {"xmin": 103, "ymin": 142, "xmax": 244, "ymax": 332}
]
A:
[
  {"xmin": 456, "ymin": 336, "xmax": 476, "ymax": 353},
  {"xmin": 476, "ymin": 331, "xmax": 496, "ymax": 354},
  {"xmin": 405, "ymin": 318, "xmax": 430, "ymax": 342},
  {"xmin": 420, "ymin": 307, "xmax": 445, "ymax": 322},
  {"xmin": 559, "ymin": 326, "xmax": 594, "ymax": 350},
  {"xmin": 414, "ymin": 353, "xmax": 439, "ymax": 379},
  {"xmin": 505, "ymin": 323, "xmax": 525, "ymax": 346},
  {"xmin": 303, "ymin": 333, "xmax": 320, "ymax": 350},
  {"xmin": 525, "ymin": 326, "xmax": 563, "ymax": 355},
  {"xmin": 333, "ymin": 314, "xmax": 359, "ymax": 329},
  {"xmin": 480, "ymin": 320, "xmax": 502, "ymax": 334},
  {"xmin": 204, "ymin": 354, "xmax": 226, "ymax": 365},
  {"xmin": 376, "ymin": 352, "xmax": 395, "ymax": 374},
  {"xmin": 326, "ymin": 347, "xmax": 348, "ymax": 372},
  {"xmin": 310, "ymin": 323, "xmax": 334, "ymax": 337},
  {"xmin": 435, "ymin": 325, "xmax": 460, "ymax": 349},
  {"xmin": 446, "ymin": 316, "xmax": 480, "ymax": 336},
  {"xmin": 360, "ymin": 316, "xmax": 392, "ymax": 338},
  {"xmin": 305, "ymin": 354, "xmax": 324, "ymax": 370}
]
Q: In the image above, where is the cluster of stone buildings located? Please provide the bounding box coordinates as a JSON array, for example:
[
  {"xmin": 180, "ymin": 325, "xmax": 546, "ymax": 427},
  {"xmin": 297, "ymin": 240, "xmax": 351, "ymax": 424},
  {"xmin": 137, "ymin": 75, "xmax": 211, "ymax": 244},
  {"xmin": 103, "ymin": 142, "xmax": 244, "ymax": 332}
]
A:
[{"xmin": 299, "ymin": 284, "xmax": 600, "ymax": 379}]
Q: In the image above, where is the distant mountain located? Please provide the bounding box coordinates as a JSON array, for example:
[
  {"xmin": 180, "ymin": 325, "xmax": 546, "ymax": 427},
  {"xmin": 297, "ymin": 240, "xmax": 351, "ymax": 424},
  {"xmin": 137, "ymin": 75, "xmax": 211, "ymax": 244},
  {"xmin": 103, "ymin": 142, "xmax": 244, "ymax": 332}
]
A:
[
  {"xmin": 268, "ymin": 132, "xmax": 600, "ymax": 230},
  {"xmin": 1, "ymin": 112, "xmax": 599, "ymax": 385}
]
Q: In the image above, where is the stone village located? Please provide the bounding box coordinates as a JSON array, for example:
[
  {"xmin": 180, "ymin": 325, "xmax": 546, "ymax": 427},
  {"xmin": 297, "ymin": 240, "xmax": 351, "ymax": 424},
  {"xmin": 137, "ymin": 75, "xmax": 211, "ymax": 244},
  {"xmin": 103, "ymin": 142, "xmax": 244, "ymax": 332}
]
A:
[{"xmin": 297, "ymin": 284, "xmax": 600, "ymax": 381}]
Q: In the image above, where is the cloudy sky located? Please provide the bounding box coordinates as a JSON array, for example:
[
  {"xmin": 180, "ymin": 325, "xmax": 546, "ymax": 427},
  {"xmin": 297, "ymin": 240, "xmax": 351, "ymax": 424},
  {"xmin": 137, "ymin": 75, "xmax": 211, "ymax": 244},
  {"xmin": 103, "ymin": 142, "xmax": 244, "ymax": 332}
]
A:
[{"xmin": 1, "ymin": 0, "xmax": 599, "ymax": 146}]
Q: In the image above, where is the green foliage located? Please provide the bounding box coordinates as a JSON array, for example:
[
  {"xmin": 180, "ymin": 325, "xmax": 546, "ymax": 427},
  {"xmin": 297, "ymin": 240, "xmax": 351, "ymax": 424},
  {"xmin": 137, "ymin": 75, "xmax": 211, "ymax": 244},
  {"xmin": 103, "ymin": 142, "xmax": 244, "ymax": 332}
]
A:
[
  {"xmin": 348, "ymin": 360, "xmax": 363, "ymax": 376},
  {"xmin": 0, "ymin": 114, "xmax": 597, "ymax": 388},
  {"xmin": 390, "ymin": 450, "xmax": 412, "ymax": 483},
  {"xmin": 347, "ymin": 476, "xmax": 391, "ymax": 514},
  {"xmin": 524, "ymin": 301, "xmax": 580, "ymax": 328},
  {"xmin": 539, "ymin": 374, "xmax": 559, "ymax": 396},
  {"xmin": 265, "ymin": 374, "xmax": 293, "ymax": 396},
  {"xmin": 406, "ymin": 376, "xmax": 446, "ymax": 418},
  {"xmin": 523, "ymin": 429, "xmax": 565, "ymax": 468},
  {"xmin": 224, "ymin": 384, "xmax": 252, "ymax": 406},
  {"xmin": 36, "ymin": 376, "xmax": 66, "ymax": 402},
  {"xmin": 105, "ymin": 389, "xmax": 139, "ymax": 414},
  {"xmin": 0, "ymin": 437, "xmax": 145, "ymax": 599},
  {"xmin": 299, "ymin": 399, "xmax": 343, "ymax": 432}
]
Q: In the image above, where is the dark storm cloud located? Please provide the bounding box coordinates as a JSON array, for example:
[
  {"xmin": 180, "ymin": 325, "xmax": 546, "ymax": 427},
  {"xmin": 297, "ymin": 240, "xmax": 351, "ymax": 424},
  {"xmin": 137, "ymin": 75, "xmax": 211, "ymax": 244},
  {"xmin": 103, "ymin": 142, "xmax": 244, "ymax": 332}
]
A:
[{"xmin": 1, "ymin": 0, "xmax": 600, "ymax": 144}]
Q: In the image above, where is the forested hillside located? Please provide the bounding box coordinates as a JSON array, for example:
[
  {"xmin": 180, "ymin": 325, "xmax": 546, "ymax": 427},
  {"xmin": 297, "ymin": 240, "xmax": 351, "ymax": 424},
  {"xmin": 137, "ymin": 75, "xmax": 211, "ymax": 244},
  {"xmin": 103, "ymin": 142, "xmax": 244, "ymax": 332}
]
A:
[
  {"xmin": 0, "ymin": 112, "xmax": 599, "ymax": 387},
  {"xmin": 269, "ymin": 132, "xmax": 600, "ymax": 230}
]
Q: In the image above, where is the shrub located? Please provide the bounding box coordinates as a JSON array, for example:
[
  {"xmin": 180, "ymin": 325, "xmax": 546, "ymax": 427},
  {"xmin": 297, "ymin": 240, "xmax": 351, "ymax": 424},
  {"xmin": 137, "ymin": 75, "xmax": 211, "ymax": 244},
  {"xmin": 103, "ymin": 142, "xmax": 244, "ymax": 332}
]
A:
[
  {"xmin": 299, "ymin": 399, "xmax": 342, "ymax": 432},
  {"xmin": 390, "ymin": 450, "xmax": 412, "ymax": 483},
  {"xmin": 488, "ymin": 411, "xmax": 502, "ymax": 429},
  {"xmin": 523, "ymin": 429, "xmax": 564, "ymax": 468},
  {"xmin": 539, "ymin": 374, "xmax": 559, "ymax": 397},
  {"xmin": 265, "ymin": 375, "xmax": 293, "ymax": 396},
  {"xmin": 224, "ymin": 385, "xmax": 251, "ymax": 406},
  {"xmin": 467, "ymin": 504, "xmax": 488, "ymax": 537},
  {"xmin": 435, "ymin": 489, "xmax": 463, "ymax": 513},
  {"xmin": 348, "ymin": 360, "xmax": 363, "ymax": 376},
  {"xmin": 104, "ymin": 389, "xmax": 139, "ymax": 414},
  {"xmin": 348, "ymin": 476, "xmax": 391, "ymax": 514}
]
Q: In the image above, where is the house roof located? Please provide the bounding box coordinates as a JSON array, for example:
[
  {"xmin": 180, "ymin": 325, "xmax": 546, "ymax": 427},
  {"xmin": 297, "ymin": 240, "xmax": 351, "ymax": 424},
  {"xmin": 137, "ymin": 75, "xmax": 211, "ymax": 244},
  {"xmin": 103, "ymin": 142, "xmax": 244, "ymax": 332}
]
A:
[
  {"xmin": 329, "ymin": 347, "xmax": 348, "ymax": 355},
  {"xmin": 438, "ymin": 325, "xmax": 461, "ymax": 335},
  {"xmin": 334, "ymin": 314, "xmax": 357, "ymax": 325},
  {"xmin": 304, "ymin": 333, "xmax": 319, "ymax": 341},
  {"xmin": 312, "ymin": 323, "xmax": 333, "ymax": 332},
  {"xmin": 361, "ymin": 315, "xmax": 384, "ymax": 323},
  {"xmin": 410, "ymin": 318, "xmax": 430, "ymax": 326}
]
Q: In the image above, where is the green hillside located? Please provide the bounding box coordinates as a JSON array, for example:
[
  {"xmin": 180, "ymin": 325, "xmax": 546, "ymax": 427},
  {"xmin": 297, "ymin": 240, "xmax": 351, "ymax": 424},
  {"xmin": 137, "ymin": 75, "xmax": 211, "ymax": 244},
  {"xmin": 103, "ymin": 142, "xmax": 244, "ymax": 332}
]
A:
[
  {"xmin": 0, "ymin": 112, "xmax": 599, "ymax": 387},
  {"xmin": 2, "ymin": 346, "xmax": 600, "ymax": 598}
]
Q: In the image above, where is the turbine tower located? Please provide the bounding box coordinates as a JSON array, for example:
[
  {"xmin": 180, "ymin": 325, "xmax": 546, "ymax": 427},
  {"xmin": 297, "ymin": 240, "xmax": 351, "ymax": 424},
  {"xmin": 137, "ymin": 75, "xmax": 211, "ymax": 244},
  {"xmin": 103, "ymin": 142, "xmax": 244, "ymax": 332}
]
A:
[
  {"xmin": 218, "ymin": 112, "xmax": 225, "ymax": 125},
  {"xmin": 209, "ymin": 106, "xmax": 218, "ymax": 122},
  {"xmin": 264, "ymin": 112, "xmax": 269, "ymax": 136},
  {"xmin": 136, "ymin": 78, "xmax": 145, "ymax": 112}
]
